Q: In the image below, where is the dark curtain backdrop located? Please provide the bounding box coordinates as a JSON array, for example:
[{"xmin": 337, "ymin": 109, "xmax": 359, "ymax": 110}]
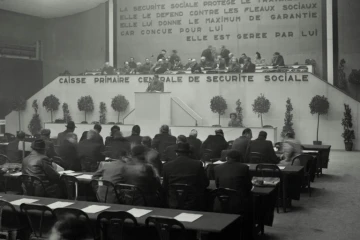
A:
[{"xmin": 0, "ymin": 58, "xmax": 43, "ymax": 118}]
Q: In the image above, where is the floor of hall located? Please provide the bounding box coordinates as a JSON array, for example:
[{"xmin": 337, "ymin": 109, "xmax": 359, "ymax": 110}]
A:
[{"xmin": 261, "ymin": 151, "xmax": 360, "ymax": 240}]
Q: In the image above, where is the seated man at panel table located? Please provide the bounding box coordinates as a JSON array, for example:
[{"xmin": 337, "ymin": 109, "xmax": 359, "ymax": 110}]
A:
[
  {"xmin": 92, "ymin": 149, "xmax": 128, "ymax": 203},
  {"xmin": 40, "ymin": 129, "xmax": 57, "ymax": 159},
  {"xmin": 7, "ymin": 131, "xmax": 25, "ymax": 163},
  {"xmin": 58, "ymin": 133, "xmax": 80, "ymax": 171},
  {"xmin": 214, "ymin": 150, "xmax": 252, "ymax": 213},
  {"xmin": 227, "ymin": 57, "xmax": 241, "ymax": 73},
  {"xmin": 105, "ymin": 125, "xmax": 120, "ymax": 147},
  {"xmin": 246, "ymin": 131, "xmax": 279, "ymax": 164},
  {"xmin": 242, "ymin": 57, "xmax": 256, "ymax": 73},
  {"xmin": 201, "ymin": 129, "xmax": 229, "ymax": 159},
  {"xmin": 22, "ymin": 139, "xmax": 62, "ymax": 198},
  {"xmin": 146, "ymin": 74, "xmax": 164, "ymax": 92},
  {"xmin": 125, "ymin": 125, "xmax": 142, "ymax": 147},
  {"xmin": 152, "ymin": 125, "xmax": 176, "ymax": 157},
  {"xmin": 271, "ymin": 52, "xmax": 285, "ymax": 67},
  {"xmin": 57, "ymin": 121, "xmax": 77, "ymax": 146},
  {"xmin": 101, "ymin": 62, "xmax": 115, "ymax": 75},
  {"xmin": 232, "ymin": 128, "xmax": 253, "ymax": 161},
  {"xmin": 162, "ymin": 142, "xmax": 209, "ymax": 210},
  {"xmin": 187, "ymin": 129, "xmax": 202, "ymax": 160},
  {"xmin": 78, "ymin": 130, "xmax": 105, "ymax": 172},
  {"xmin": 108, "ymin": 131, "xmax": 131, "ymax": 159},
  {"xmin": 162, "ymin": 135, "xmax": 188, "ymax": 162},
  {"xmin": 140, "ymin": 58, "xmax": 153, "ymax": 74},
  {"xmin": 141, "ymin": 136, "xmax": 162, "ymax": 177},
  {"xmin": 121, "ymin": 146, "xmax": 162, "ymax": 207},
  {"xmin": 279, "ymin": 132, "xmax": 302, "ymax": 166}
]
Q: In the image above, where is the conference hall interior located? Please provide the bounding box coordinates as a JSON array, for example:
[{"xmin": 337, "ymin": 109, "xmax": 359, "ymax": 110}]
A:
[{"xmin": 0, "ymin": 0, "xmax": 359, "ymax": 239}]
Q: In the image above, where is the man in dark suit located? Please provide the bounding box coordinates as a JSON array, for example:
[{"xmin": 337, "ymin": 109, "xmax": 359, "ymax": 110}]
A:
[
  {"xmin": 7, "ymin": 131, "xmax": 25, "ymax": 163},
  {"xmin": 157, "ymin": 49, "xmax": 166, "ymax": 61},
  {"xmin": 146, "ymin": 75, "xmax": 164, "ymax": 92},
  {"xmin": 22, "ymin": 139, "xmax": 62, "ymax": 198},
  {"xmin": 40, "ymin": 129, "xmax": 57, "ymax": 159},
  {"xmin": 105, "ymin": 125, "xmax": 120, "ymax": 147},
  {"xmin": 101, "ymin": 62, "xmax": 115, "ymax": 75},
  {"xmin": 232, "ymin": 128, "xmax": 252, "ymax": 161},
  {"xmin": 201, "ymin": 129, "xmax": 228, "ymax": 159},
  {"xmin": 272, "ymin": 52, "xmax": 285, "ymax": 67},
  {"xmin": 187, "ymin": 129, "xmax": 202, "ymax": 160},
  {"xmin": 57, "ymin": 121, "xmax": 77, "ymax": 146},
  {"xmin": 247, "ymin": 131, "xmax": 279, "ymax": 164},
  {"xmin": 201, "ymin": 45, "xmax": 214, "ymax": 63},
  {"xmin": 162, "ymin": 143, "xmax": 209, "ymax": 210},
  {"xmin": 108, "ymin": 131, "xmax": 131, "ymax": 159},
  {"xmin": 78, "ymin": 130, "xmax": 105, "ymax": 172},
  {"xmin": 242, "ymin": 57, "xmax": 256, "ymax": 73},
  {"xmin": 220, "ymin": 45, "xmax": 230, "ymax": 66},
  {"xmin": 58, "ymin": 133, "xmax": 80, "ymax": 171},
  {"xmin": 152, "ymin": 125, "xmax": 176, "ymax": 157},
  {"xmin": 79, "ymin": 124, "xmax": 104, "ymax": 144},
  {"xmin": 125, "ymin": 125, "xmax": 142, "ymax": 147},
  {"xmin": 162, "ymin": 135, "xmax": 187, "ymax": 162},
  {"xmin": 141, "ymin": 136, "xmax": 162, "ymax": 176}
]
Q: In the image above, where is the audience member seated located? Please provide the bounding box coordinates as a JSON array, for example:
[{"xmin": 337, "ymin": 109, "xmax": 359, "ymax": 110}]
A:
[
  {"xmin": 141, "ymin": 136, "xmax": 162, "ymax": 176},
  {"xmin": 121, "ymin": 146, "xmax": 161, "ymax": 206},
  {"xmin": 49, "ymin": 214, "xmax": 90, "ymax": 240},
  {"xmin": 163, "ymin": 135, "xmax": 187, "ymax": 162},
  {"xmin": 254, "ymin": 52, "xmax": 266, "ymax": 65},
  {"xmin": 58, "ymin": 133, "xmax": 80, "ymax": 171},
  {"xmin": 232, "ymin": 128, "xmax": 252, "ymax": 161},
  {"xmin": 238, "ymin": 53, "xmax": 248, "ymax": 64},
  {"xmin": 242, "ymin": 57, "xmax": 256, "ymax": 73},
  {"xmin": 169, "ymin": 50, "xmax": 180, "ymax": 65},
  {"xmin": 108, "ymin": 131, "xmax": 131, "ymax": 159},
  {"xmin": 279, "ymin": 132, "xmax": 302, "ymax": 165},
  {"xmin": 157, "ymin": 49, "xmax": 166, "ymax": 61},
  {"xmin": 227, "ymin": 58, "xmax": 241, "ymax": 73},
  {"xmin": 220, "ymin": 45, "xmax": 230, "ymax": 66},
  {"xmin": 125, "ymin": 125, "xmax": 142, "ymax": 147},
  {"xmin": 92, "ymin": 150, "xmax": 128, "ymax": 203},
  {"xmin": 187, "ymin": 129, "xmax": 202, "ymax": 160},
  {"xmin": 78, "ymin": 130, "xmax": 105, "ymax": 172},
  {"xmin": 22, "ymin": 139, "xmax": 62, "ymax": 198},
  {"xmin": 57, "ymin": 121, "xmax": 77, "ymax": 146},
  {"xmin": 152, "ymin": 125, "xmax": 176, "ymax": 156},
  {"xmin": 202, "ymin": 129, "xmax": 229, "ymax": 159},
  {"xmin": 101, "ymin": 62, "xmax": 115, "ymax": 75},
  {"xmin": 40, "ymin": 129, "xmax": 57, "ymax": 159},
  {"xmin": 7, "ymin": 131, "xmax": 25, "ymax": 163},
  {"xmin": 79, "ymin": 124, "xmax": 104, "ymax": 144},
  {"xmin": 162, "ymin": 142, "xmax": 209, "ymax": 210},
  {"xmin": 201, "ymin": 45, "xmax": 214, "ymax": 63},
  {"xmin": 213, "ymin": 150, "xmax": 252, "ymax": 213},
  {"xmin": 246, "ymin": 131, "xmax": 279, "ymax": 164},
  {"xmin": 272, "ymin": 52, "xmax": 285, "ymax": 67},
  {"xmin": 228, "ymin": 113, "xmax": 242, "ymax": 127},
  {"xmin": 105, "ymin": 125, "xmax": 120, "ymax": 147}
]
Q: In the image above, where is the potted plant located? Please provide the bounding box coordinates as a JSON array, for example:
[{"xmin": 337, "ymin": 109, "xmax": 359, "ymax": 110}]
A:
[
  {"xmin": 28, "ymin": 100, "xmax": 42, "ymax": 136},
  {"xmin": 12, "ymin": 96, "xmax": 27, "ymax": 131},
  {"xmin": 62, "ymin": 103, "xmax": 72, "ymax": 123},
  {"xmin": 43, "ymin": 94, "xmax": 60, "ymax": 123},
  {"xmin": 78, "ymin": 96, "xmax": 94, "ymax": 124},
  {"xmin": 309, "ymin": 95, "xmax": 330, "ymax": 145},
  {"xmin": 252, "ymin": 94, "xmax": 271, "ymax": 127},
  {"xmin": 235, "ymin": 99, "xmax": 244, "ymax": 127},
  {"xmin": 341, "ymin": 104, "xmax": 355, "ymax": 151},
  {"xmin": 281, "ymin": 98, "xmax": 295, "ymax": 138},
  {"xmin": 99, "ymin": 102, "xmax": 107, "ymax": 124},
  {"xmin": 210, "ymin": 96, "xmax": 227, "ymax": 127},
  {"xmin": 111, "ymin": 95, "xmax": 129, "ymax": 124}
]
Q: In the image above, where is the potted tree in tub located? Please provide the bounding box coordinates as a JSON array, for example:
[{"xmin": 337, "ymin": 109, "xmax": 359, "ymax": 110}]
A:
[
  {"xmin": 309, "ymin": 95, "xmax": 329, "ymax": 145},
  {"xmin": 78, "ymin": 96, "xmax": 94, "ymax": 124},
  {"xmin": 210, "ymin": 96, "xmax": 227, "ymax": 127},
  {"xmin": 43, "ymin": 94, "xmax": 60, "ymax": 123},
  {"xmin": 111, "ymin": 95, "xmax": 129, "ymax": 124},
  {"xmin": 341, "ymin": 104, "xmax": 355, "ymax": 151},
  {"xmin": 252, "ymin": 94, "xmax": 271, "ymax": 127}
]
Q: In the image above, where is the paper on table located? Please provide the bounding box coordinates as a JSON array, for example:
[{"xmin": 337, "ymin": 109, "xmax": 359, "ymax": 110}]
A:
[
  {"xmin": 127, "ymin": 208, "xmax": 152, "ymax": 218},
  {"xmin": 278, "ymin": 166, "xmax": 286, "ymax": 170},
  {"xmin": 10, "ymin": 172, "xmax": 22, "ymax": 176},
  {"xmin": 59, "ymin": 170, "xmax": 74, "ymax": 174},
  {"xmin": 82, "ymin": 205, "xmax": 110, "ymax": 214},
  {"xmin": 213, "ymin": 160, "xmax": 224, "ymax": 165},
  {"xmin": 47, "ymin": 201, "xmax": 74, "ymax": 209},
  {"xmin": 174, "ymin": 213, "xmax": 202, "ymax": 223},
  {"xmin": 11, "ymin": 198, "xmax": 38, "ymax": 206},
  {"xmin": 65, "ymin": 172, "xmax": 83, "ymax": 177},
  {"xmin": 76, "ymin": 174, "xmax": 93, "ymax": 179}
]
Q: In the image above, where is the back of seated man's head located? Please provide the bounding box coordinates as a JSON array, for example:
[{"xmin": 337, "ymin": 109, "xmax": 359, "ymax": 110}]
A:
[
  {"xmin": 110, "ymin": 125, "xmax": 120, "ymax": 136},
  {"xmin": 160, "ymin": 125, "xmax": 170, "ymax": 134},
  {"xmin": 87, "ymin": 130, "xmax": 98, "ymax": 141},
  {"xmin": 215, "ymin": 129, "xmax": 224, "ymax": 136},
  {"xmin": 226, "ymin": 150, "xmax": 242, "ymax": 162},
  {"xmin": 242, "ymin": 128, "xmax": 252, "ymax": 139},
  {"xmin": 131, "ymin": 145, "xmax": 147, "ymax": 162},
  {"xmin": 141, "ymin": 136, "xmax": 152, "ymax": 148},
  {"xmin": 17, "ymin": 131, "xmax": 25, "ymax": 140},
  {"xmin": 285, "ymin": 132, "xmax": 295, "ymax": 139},
  {"xmin": 189, "ymin": 129, "xmax": 198, "ymax": 138},
  {"xmin": 50, "ymin": 214, "xmax": 90, "ymax": 240},
  {"xmin": 113, "ymin": 131, "xmax": 123, "ymax": 140},
  {"xmin": 258, "ymin": 131, "xmax": 267, "ymax": 140},
  {"xmin": 132, "ymin": 125, "xmax": 141, "ymax": 135},
  {"xmin": 65, "ymin": 133, "xmax": 77, "ymax": 144},
  {"xmin": 40, "ymin": 129, "xmax": 51, "ymax": 138},
  {"xmin": 93, "ymin": 124, "xmax": 102, "ymax": 133},
  {"xmin": 177, "ymin": 135, "xmax": 187, "ymax": 144}
]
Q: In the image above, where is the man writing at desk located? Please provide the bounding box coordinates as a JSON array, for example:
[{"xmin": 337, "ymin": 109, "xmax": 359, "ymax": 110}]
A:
[{"xmin": 146, "ymin": 74, "xmax": 164, "ymax": 92}]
